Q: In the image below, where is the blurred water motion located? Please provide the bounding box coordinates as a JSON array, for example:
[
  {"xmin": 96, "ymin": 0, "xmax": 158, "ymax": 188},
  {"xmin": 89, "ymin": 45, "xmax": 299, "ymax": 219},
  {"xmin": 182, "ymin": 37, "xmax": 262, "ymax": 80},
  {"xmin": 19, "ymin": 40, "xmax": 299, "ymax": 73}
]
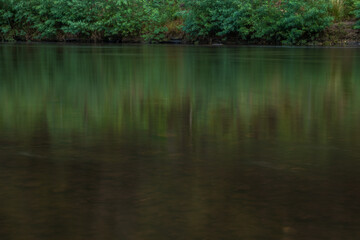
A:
[{"xmin": 1, "ymin": 44, "xmax": 360, "ymax": 240}]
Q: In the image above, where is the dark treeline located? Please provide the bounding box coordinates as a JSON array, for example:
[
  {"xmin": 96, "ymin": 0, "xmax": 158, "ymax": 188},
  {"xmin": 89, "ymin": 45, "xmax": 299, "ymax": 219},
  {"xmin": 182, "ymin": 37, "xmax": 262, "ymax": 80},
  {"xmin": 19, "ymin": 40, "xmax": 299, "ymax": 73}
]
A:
[{"xmin": 0, "ymin": 0, "xmax": 359, "ymax": 45}]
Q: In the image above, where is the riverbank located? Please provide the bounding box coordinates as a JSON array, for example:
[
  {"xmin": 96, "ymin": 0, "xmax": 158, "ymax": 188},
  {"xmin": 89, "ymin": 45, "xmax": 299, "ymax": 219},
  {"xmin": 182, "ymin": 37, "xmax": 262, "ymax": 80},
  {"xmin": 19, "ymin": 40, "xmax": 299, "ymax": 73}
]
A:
[
  {"xmin": 319, "ymin": 21, "xmax": 360, "ymax": 46},
  {"xmin": 1, "ymin": 0, "xmax": 359, "ymax": 46},
  {"xmin": 2, "ymin": 22, "xmax": 359, "ymax": 47},
  {"xmin": 1, "ymin": 19, "xmax": 359, "ymax": 46}
]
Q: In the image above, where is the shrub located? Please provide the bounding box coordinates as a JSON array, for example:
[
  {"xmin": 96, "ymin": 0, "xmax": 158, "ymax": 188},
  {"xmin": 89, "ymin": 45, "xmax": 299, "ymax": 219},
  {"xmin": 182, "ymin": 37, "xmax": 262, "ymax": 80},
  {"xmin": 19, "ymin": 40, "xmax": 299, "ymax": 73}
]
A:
[
  {"xmin": 141, "ymin": 0, "xmax": 180, "ymax": 42},
  {"xmin": 254, "ymin": 0, "xmax": 333, "ymax": 45},
  {"xmin": 0, "ymin": 0, "xmax": 341, "ymax": 44},
  {"xmin": 91, "ymin": 0, "xmax": 148, "ymax": 41},
  {"xmin": 0, "ymin": 1, "xmax": 14, "ymax": 41},
  {"xmin": 329, "ymin": 0, "xmax": 357, "ymax": 21},
  {"xmin": 181, "ymin": 0, "xmax": 244, "ymax": 40},
  {"xmin": 181, "ymin": 0, "xmax": 333, "ymax": 45},
  {"xmin": 355, "ymin": 1, "xmax": 360, "ymax": 29},
  {"xmin": 0, "ymin": 0, "xmax": 179, "ymax": 42}
]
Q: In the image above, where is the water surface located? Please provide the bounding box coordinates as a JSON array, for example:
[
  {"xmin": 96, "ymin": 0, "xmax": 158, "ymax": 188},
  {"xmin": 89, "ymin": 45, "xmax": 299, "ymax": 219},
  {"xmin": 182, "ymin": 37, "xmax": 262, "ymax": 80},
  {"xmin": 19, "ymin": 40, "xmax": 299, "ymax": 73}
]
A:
[{"xmin": 1, "ymin": 44, "xmax": 360, "ymax": 240}]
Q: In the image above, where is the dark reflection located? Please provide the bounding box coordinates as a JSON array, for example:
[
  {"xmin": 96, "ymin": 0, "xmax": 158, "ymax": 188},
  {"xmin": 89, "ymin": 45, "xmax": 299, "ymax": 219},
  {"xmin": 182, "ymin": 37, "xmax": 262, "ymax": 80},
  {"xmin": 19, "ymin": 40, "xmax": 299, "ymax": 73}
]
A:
[{"xmin": 0, "ymin": 44, "xmax": 360, "ymax": 240}]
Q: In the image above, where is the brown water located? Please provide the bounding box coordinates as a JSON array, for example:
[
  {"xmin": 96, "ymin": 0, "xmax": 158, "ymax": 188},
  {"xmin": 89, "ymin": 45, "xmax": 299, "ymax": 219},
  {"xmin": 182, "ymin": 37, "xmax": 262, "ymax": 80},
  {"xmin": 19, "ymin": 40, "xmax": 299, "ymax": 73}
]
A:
[{"xmin": 1, "ymin": 44, "xmax": 360, "ymax": 240}]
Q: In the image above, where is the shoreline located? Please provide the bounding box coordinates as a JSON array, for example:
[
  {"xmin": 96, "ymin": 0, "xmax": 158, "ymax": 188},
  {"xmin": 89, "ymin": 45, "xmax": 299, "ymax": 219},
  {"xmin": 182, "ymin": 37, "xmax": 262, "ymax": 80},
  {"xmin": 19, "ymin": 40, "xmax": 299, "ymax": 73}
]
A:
[
  {"xmin": 1, "ymin": 20, "xmax": 359, "ymax": 47},
  {"xmin": 1, "ymin": 41, "xmax": 360, "ymax": 48}
]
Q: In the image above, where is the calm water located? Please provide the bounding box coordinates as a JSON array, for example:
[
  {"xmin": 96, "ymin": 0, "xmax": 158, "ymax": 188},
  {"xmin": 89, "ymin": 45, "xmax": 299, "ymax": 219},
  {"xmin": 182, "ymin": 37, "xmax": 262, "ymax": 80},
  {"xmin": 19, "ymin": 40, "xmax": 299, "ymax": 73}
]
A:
[{"xmin": 1, "ymin": 44, "xmax": 360, "ymax": 240}]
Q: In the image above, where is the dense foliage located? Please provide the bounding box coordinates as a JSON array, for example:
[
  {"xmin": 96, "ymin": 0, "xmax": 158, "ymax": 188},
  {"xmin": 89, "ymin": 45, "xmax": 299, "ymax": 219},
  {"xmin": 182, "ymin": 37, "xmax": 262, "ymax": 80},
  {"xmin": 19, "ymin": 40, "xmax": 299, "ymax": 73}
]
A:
[
  {"xmin": 182, "ymin": 0, "xmax": 334, "ymax": 44},
  {"xmin": 0, "ymin": 0, "xmax": 179, "ymax": 42},
  {"xmin": 355, "ymin": 1, "xmax": 360, "ymax": 29},
  {"xmin": 0, "ymin": 0, "xmax": 358, "ymax": 44},
  {"xmin": 329, "ymin": 0, "xmax": 357, "ymax": 21}
]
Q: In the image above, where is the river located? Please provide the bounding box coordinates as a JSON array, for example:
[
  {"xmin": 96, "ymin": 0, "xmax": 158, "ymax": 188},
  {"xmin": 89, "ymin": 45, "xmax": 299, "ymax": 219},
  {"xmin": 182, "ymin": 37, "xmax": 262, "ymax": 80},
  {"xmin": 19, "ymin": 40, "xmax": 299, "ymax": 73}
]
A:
[{"xmin": 0, "ymin": 44, "xmax": 360, "ymax": 239}]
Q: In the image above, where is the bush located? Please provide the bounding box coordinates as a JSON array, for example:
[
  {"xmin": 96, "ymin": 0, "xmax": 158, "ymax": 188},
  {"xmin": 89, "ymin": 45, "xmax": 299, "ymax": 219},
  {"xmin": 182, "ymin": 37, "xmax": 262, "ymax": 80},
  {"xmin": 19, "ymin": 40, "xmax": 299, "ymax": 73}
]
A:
[
  {"xmin": 329, "ymin": 0, "xmax": 357, "ymax": 21},
  {"xmin": 0, "ymin": 0, "xmax": 343, "ymax": 44},
  {"xmin": 181, "ymin": 0, "xmax": 333, "ymax": 45},
  {"xmin": 181, "ymin": 0, "xmax": 245, "ymax": 40},
  {"xmin": 22, "ymin": 0, "xmax": 145, "ymax": 41},
  {"xmin": 141, "ymin": 0, "xmax": 180, "ymax": 42},
  {"xmin": 252, "ymin": 0, "xmax": 333, "ymax": 44},
  {"xmin": 0, "ymin": 0, "xmax": 179, "ymax": 42},
  {"xmin": 355, "ymin": 1, "xmax": 360, "ymax": 29},
  {"xmin": 0, "ymin": 0, "xmax": 101, "ymax": 40},
  {"xmin": 0, "ymin": 1, "xmax": 14, "ymax": 41}
]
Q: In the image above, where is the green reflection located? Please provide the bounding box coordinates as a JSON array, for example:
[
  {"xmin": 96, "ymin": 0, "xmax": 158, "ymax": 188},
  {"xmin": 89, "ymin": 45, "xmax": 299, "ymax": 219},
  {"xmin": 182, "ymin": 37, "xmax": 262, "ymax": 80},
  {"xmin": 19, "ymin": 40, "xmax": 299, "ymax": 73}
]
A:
[{"xmin": 1, "ymin": 45, "xmax": 360, "ymax": 144}]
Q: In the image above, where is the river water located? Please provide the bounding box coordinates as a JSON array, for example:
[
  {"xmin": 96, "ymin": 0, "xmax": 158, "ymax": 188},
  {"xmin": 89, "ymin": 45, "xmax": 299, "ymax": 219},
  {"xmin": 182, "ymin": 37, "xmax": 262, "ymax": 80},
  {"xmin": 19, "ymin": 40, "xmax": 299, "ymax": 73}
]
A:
[{"xmin": 1, "ymin": 44, "xmax": 360, "ymax": 240}]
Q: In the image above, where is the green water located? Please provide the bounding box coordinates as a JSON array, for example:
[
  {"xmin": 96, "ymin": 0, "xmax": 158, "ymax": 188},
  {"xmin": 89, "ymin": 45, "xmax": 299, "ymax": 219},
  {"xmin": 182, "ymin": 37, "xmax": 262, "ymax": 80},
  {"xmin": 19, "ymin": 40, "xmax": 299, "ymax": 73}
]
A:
[{"xmin": 1, "ymin": 44, "xmax": 360, "ymax": 240}]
